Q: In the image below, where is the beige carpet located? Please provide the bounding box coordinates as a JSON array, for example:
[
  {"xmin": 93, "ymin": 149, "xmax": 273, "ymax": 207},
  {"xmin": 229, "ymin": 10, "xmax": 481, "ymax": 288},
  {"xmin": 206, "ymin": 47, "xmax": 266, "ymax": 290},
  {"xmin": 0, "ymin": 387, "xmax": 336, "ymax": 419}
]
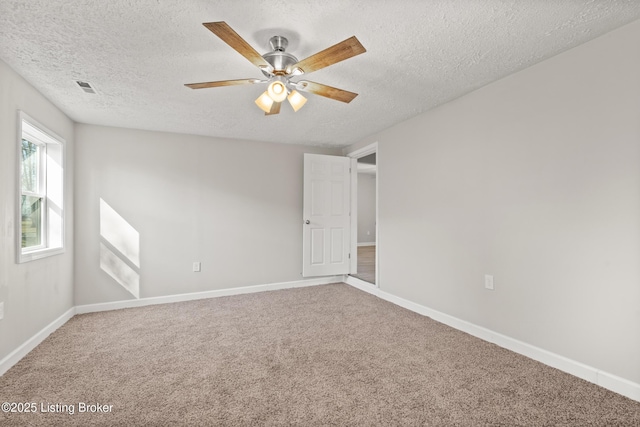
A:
[{"xmin": 1, "ymin": 283, "xmax": 638, "ymax": 426}]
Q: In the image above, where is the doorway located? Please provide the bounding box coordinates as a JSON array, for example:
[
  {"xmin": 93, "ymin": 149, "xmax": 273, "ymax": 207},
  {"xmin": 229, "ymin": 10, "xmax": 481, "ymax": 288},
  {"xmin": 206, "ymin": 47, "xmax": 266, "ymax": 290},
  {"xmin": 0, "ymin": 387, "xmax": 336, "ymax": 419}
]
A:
[{"xmin": 348, "ymin": 143, "xmax": 378, "ymax": 286}]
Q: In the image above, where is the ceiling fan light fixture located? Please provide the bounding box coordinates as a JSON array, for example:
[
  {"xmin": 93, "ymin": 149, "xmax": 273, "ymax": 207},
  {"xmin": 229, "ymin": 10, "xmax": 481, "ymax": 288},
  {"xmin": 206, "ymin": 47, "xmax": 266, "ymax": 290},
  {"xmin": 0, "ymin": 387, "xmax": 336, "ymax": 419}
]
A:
[
  {"xmin": 187, "ymin": 22, "xmax": 366, "ymax": 116},
  {"xmin": 255, "ymin": 91, "xmax": 274, "ymax": 113},
  {"xmin": 267, "ymin": 80, "xmax": 287, "ymax": 102},
  {"xmin": 287, "ymin": 90, "xmax": 307, "ymax": 112}
]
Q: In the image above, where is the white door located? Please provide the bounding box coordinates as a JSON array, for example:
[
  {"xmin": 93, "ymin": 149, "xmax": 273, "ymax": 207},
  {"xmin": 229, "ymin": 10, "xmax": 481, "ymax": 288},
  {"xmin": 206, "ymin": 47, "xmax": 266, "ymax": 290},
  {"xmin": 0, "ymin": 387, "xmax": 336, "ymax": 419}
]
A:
[{"xmin": 302, "ymin": 153, "xmax": 352, "ymax": 277}]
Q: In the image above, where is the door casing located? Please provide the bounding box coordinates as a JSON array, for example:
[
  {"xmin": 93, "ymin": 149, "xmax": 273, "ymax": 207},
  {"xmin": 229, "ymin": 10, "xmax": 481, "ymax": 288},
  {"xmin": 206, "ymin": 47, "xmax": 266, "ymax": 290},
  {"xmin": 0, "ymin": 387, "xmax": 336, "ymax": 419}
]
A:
[{"xmin": 346, "ymin": 142, "xmax": 379, "ymax": 287}]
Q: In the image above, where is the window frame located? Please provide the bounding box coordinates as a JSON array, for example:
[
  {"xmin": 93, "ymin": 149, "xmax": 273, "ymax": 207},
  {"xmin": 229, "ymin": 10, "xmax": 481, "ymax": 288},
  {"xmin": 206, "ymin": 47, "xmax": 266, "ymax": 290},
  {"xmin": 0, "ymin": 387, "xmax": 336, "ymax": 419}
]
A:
[
  {"xmin": 20, "ymin": 137, "xmax": 47, "ymax": 251},
  {"xmin": 16, "ymin": 111, "xmax": 66, "ymax": 263}
]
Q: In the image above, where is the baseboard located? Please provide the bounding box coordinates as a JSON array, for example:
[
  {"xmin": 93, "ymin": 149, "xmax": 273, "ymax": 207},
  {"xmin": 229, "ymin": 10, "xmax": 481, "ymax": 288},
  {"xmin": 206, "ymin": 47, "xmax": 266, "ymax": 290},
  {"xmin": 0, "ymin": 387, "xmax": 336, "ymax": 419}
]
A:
[
  {"xmin": 345, "ymin": 282, "xmax": 640, "ymax": 403},
  {"xmin": 0, "ymin": 307, "xmax": 76, "ymax": 376},
  {"xmin": 344, "ymin": 275, "xmax": 379, "ymax": 294},
  {"xmin": 7, "ymin": 278, "xmax": 638, "ymax": 402},
  {"xmin": 75, "ymin": 276, "xmax": 344, "ymax": 314},
  {"xmin": 357, "ymin": 242, "xmax": 375, "ymax": 247}
]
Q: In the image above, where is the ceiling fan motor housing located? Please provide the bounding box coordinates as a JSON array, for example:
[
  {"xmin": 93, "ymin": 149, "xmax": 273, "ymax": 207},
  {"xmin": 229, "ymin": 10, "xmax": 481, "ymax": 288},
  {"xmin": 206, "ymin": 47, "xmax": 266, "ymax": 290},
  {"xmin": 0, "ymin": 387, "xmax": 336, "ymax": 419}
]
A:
[{"xmin": 262, "ymin": 36, "xmax": 298, "ymax": 76}]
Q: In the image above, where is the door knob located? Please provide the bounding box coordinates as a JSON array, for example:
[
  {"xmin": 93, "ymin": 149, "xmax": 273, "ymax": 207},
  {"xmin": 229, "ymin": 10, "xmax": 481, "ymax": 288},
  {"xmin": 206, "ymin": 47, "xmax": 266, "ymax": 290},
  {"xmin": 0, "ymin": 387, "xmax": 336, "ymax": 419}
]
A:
[{"xmin": 305, "ymin": 220, "xmax": 310, "ymax": 224}]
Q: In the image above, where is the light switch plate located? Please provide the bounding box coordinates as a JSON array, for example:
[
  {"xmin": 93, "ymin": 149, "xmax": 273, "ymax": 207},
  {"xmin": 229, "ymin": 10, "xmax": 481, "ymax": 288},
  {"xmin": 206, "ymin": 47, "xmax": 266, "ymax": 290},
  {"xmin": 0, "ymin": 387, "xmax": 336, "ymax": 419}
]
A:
[{"xmin": 484, "ymin": 275, "xmax": 494, "ymax": 290}]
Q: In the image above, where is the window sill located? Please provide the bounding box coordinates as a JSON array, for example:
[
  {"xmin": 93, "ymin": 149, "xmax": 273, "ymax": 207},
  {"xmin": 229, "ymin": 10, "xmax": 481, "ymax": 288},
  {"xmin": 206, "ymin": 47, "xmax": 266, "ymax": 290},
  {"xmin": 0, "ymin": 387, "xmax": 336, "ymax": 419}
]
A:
[{"xmin": 18, "ymin": 247, "xmax": 65, "ymax": 264}]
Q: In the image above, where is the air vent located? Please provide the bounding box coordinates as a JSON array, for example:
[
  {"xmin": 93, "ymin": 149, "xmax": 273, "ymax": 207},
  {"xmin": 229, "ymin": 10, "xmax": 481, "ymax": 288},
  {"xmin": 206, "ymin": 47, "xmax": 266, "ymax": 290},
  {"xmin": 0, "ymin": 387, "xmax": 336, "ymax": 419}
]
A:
[{"xmin": 75, "ymin": 80, "xmax": 97, "ymax": 94}]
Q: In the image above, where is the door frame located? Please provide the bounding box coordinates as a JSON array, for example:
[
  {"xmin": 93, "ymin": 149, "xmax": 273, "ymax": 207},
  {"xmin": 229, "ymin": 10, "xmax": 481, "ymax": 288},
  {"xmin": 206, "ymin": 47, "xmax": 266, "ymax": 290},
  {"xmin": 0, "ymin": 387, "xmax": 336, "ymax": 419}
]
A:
[{"xmin": 346, "ymin": 142, "xmax": 379, "ymax": 287}]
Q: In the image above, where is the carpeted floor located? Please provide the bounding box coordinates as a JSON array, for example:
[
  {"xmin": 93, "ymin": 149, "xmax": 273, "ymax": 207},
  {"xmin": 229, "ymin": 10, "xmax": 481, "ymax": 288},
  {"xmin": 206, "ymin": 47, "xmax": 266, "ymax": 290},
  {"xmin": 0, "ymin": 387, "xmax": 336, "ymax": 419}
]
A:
[{"xmin": 1, "ymin": 283, "xmax": 638, "ymax": 426}]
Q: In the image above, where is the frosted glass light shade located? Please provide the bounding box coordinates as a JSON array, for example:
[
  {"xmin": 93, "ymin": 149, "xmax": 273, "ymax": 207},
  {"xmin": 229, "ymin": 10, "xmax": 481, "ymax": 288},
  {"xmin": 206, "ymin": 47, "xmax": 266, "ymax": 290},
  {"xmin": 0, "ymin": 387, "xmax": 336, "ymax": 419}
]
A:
[
  {"xmin": 287, "ymin": 90, "xmax": 307, "ymax": 112},
  {"xmin": 267, "ymin": 81, "xmax": 287, "ymax": 102},
  {"xmin": 255, "ymin": 91, "xmax": 274, "ymax": 113}
]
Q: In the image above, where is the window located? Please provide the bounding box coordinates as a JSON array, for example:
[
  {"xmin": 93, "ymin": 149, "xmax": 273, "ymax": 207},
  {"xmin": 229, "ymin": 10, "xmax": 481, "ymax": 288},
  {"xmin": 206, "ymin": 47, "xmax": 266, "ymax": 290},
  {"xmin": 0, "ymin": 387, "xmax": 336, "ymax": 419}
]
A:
[{"xmin": 17, "ymin": 112, "xmax": 65, "ymax": 263}]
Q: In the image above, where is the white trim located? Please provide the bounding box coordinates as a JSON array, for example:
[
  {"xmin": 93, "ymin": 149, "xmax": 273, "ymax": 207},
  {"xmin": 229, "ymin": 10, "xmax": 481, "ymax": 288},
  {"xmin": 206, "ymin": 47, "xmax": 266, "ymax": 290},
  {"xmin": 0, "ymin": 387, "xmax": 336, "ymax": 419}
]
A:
[
  {"xmin": 346, "ymin": 142, "xmax": 379, "ymax": 289},
  {"xmin": 75, "ymin": 276, "xmax": 343, "ymax": 314},
  {"xmin": 343, "ymin": 284, "xmax": 640, "ymax": 402},
  {"xmin": 349, "ymin": 157, "xmax": 358, "ymax": 275},
  {"xmin": 375, "ymin": 153, "xmax": 379, "ymax": 287},
  {"xmin": 597, "ymin": 371, "xmax": 640, "ymax": 402},
  {"xmin": 345, "ymin": 275, "xmax": 379, "ymax": 294},
  {"xmin": 346, "ymin": 142, "xmax": 378, "ymax": 159},
  {"xmin": 0, "ymin": 307, "xmax": 75, "ymax": 376},
  {"xmin": 5, "ymin": 277, "xmax": 638, "ymax": 402},
  {"xmin": 357, "ymin": 242, "xmax": 376, "ymax": 247},
  {"xmin": 16, "ymin": 110, "xmax": 66, "ymax": 264}
]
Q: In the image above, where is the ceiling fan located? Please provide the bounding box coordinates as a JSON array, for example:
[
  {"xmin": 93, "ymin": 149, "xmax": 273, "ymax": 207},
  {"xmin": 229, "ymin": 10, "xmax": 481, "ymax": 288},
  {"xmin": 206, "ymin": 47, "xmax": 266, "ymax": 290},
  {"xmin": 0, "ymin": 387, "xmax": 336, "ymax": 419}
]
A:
[{"xmin": 185, "ymin": 22, "xmax": 366, "ymax": 115}]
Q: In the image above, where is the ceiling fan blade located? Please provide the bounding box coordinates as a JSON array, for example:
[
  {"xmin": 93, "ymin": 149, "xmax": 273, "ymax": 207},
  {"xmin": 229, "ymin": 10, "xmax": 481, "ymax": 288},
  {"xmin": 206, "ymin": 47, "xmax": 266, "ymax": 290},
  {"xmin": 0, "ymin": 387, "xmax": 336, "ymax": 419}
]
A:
[
  {"xmin": 296, "ymin": 81, "xmax": 358, "ymax": 103},
  {"xmin": 184, "ymin": 78, "xmax": 260, "ymax": 89},
  {"xmin": 291, "ymin": 36, "xmax": 366, "ymax": 75},
  {"xmin": 203, "ymin": 22, "xmax": 272, "ymax": 72},
  {"xmin": 265, "ymin": 101, "xmax": 281, "ymax": 116}
]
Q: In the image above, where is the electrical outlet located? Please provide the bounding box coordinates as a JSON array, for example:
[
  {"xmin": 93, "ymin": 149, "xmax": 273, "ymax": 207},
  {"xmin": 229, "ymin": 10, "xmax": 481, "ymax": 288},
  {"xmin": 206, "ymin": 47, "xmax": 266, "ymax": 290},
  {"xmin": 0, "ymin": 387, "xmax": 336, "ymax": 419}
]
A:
[
  {"xmin": 484, "ymin": 275, "xmax": 494, "ymax": 290},
  {"xmin": 193, "ymin": 262, "xmax": 201, "ymax": 272},
  {"xmin": 0, "ymin": 302, "xmax": 4, "ymax": 320}
]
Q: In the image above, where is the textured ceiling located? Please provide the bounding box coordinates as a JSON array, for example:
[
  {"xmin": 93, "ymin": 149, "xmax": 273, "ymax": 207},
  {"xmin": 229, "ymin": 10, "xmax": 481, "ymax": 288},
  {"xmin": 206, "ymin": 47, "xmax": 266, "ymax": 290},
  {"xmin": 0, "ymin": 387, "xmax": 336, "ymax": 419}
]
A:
[{"xmin": 1, "ymin": 1, "xmax": 639, "ymax": 147}]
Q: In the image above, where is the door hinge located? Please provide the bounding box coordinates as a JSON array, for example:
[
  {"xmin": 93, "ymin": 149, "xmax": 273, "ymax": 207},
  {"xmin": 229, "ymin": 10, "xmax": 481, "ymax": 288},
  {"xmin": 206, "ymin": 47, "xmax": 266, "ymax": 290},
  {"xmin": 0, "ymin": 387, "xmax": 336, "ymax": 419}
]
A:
[{"xmin": 348, "ymin": 253, "xmax": 351, "ymax": 259}]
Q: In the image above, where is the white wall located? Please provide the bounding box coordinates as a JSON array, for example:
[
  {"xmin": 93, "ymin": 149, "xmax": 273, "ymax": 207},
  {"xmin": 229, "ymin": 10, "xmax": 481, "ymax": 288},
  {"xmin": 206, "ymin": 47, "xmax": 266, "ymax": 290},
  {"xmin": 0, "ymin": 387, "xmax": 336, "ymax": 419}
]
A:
[
  {"xmin": 350, "ymin": 20, "xmax": 640, "ymax": 384},
  {"xmin": 357, "ymin": 173, "xmax": 376, "ymax": 244},
  {"xmin": 74, "ymin": 124, "xmax": 340, "ymax": 305},
  {"xmin": 0, "ymin": 59, "xmax": 74, "ymax": 361}
]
